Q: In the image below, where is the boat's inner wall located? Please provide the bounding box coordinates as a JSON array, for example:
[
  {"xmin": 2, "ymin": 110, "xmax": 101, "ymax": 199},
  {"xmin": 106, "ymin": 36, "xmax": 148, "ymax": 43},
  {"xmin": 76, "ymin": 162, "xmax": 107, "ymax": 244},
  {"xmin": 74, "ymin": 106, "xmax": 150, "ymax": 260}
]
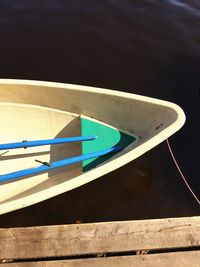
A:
[
  {"xmin": 0, "ymin": 83, "xmax": 179, "ymax": 143},
  {"xmin": 0, "ymin": 103, "xmax": 82, "ymax": 203}
]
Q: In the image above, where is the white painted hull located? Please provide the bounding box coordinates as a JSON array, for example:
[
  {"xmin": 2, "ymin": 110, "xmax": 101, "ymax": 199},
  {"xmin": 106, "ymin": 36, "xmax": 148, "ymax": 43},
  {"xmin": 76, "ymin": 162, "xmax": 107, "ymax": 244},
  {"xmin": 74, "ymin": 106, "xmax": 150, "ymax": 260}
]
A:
[{"xmin": 0, "ymin": 79, "xmax": 185, "ymax": 214}]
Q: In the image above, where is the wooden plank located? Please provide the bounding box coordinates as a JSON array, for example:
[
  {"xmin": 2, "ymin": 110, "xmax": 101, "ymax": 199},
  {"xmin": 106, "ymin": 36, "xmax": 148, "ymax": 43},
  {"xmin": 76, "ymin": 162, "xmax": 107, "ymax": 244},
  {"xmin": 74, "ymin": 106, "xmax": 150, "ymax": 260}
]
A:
[
  {"xmin": 2, "ymin": 251, "xmax": 200, "ymax": 267},
  {"xmin": 0, "ymin": 217, "xmax": 199, "ymax": 260}
]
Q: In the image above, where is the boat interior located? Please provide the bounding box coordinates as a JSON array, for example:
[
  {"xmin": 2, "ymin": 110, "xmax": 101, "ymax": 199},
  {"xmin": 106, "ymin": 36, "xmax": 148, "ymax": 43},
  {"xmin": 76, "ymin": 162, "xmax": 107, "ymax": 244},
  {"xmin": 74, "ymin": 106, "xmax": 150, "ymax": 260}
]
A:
[{"xmin": 0, "ymin": 101, "xmax": 136, "ymax": 204}]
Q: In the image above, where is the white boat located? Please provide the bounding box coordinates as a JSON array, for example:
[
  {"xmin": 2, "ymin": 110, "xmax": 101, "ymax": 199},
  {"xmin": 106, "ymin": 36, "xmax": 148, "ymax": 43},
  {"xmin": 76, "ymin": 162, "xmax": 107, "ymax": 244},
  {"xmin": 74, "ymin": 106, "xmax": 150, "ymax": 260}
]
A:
[{"xmin": 0, "ymin": 79, "xmax": 185, "ymax": 214}]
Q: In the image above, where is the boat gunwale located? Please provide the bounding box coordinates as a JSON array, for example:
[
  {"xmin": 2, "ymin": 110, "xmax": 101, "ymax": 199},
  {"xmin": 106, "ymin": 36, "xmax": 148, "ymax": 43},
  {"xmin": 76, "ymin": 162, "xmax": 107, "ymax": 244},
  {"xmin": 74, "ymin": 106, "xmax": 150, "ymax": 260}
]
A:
[{"xmin": 0, "ymin": 79, "xmax": 186, "ymax": 215}]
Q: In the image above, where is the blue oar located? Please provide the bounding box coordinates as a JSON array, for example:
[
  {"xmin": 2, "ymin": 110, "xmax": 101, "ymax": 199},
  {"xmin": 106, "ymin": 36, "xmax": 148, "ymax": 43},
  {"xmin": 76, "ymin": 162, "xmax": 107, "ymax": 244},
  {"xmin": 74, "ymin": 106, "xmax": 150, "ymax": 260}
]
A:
[
  {"xmin": 0, "ymin": 135, "xmax": 97, "ymax": 150},
  {"xmin": 0, "ymin": 146, "xmax": 122, "ymax": 183}
]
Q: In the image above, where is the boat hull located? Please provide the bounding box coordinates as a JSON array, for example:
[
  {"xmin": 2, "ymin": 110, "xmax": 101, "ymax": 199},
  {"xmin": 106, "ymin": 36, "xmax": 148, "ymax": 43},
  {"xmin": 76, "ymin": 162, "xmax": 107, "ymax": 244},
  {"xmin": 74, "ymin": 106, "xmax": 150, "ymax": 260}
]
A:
[{"xmin": 0, "ymin": 79, "xmax": 185, "ymax": 214}]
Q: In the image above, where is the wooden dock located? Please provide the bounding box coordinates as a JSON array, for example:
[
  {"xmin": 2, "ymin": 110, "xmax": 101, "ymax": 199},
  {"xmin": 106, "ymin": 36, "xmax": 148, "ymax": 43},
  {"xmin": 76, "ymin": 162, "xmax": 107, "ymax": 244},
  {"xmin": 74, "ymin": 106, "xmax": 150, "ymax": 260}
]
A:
[{"xmin": 0, "ymin": 216, "xmax": 199, "ymax": 266}]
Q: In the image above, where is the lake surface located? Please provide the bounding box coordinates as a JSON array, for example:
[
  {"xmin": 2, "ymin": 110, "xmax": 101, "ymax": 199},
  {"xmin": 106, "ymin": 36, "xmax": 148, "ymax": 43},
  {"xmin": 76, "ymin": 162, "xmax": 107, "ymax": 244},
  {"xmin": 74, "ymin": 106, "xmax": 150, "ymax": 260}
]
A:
[{"xmin": 0, "ymin": 0, "xmax": 199, "ymax": 227}]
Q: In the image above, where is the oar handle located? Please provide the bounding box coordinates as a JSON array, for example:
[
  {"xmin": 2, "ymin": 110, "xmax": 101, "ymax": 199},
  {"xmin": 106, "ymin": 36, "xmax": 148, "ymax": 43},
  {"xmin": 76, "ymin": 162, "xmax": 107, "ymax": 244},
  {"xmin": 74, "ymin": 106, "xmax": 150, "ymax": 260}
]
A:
[
  {"xmin": 0, "ymin": 136, "xmax": 97, "ymax": 150},
  {"xmin": 0, "ymin": 146, "xmax": 123, "ymax": 183}
]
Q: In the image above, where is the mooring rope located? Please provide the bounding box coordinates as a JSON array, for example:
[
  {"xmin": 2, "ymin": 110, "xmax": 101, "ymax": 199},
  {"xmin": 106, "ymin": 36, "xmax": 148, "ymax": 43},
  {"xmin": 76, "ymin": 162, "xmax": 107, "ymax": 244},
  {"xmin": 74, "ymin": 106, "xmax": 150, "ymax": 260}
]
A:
[{"xmin": 166, "ymin": 139, "xmax": 200, "ymax": 206}]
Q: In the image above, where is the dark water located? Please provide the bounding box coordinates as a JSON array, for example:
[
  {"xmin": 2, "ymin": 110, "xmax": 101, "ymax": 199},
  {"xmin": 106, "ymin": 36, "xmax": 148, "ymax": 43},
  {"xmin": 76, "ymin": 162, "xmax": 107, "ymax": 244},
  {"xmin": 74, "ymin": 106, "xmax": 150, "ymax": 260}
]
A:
[{"xmin": 0, "ymin": 0, "xmax": 199, "ymax": 227}]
